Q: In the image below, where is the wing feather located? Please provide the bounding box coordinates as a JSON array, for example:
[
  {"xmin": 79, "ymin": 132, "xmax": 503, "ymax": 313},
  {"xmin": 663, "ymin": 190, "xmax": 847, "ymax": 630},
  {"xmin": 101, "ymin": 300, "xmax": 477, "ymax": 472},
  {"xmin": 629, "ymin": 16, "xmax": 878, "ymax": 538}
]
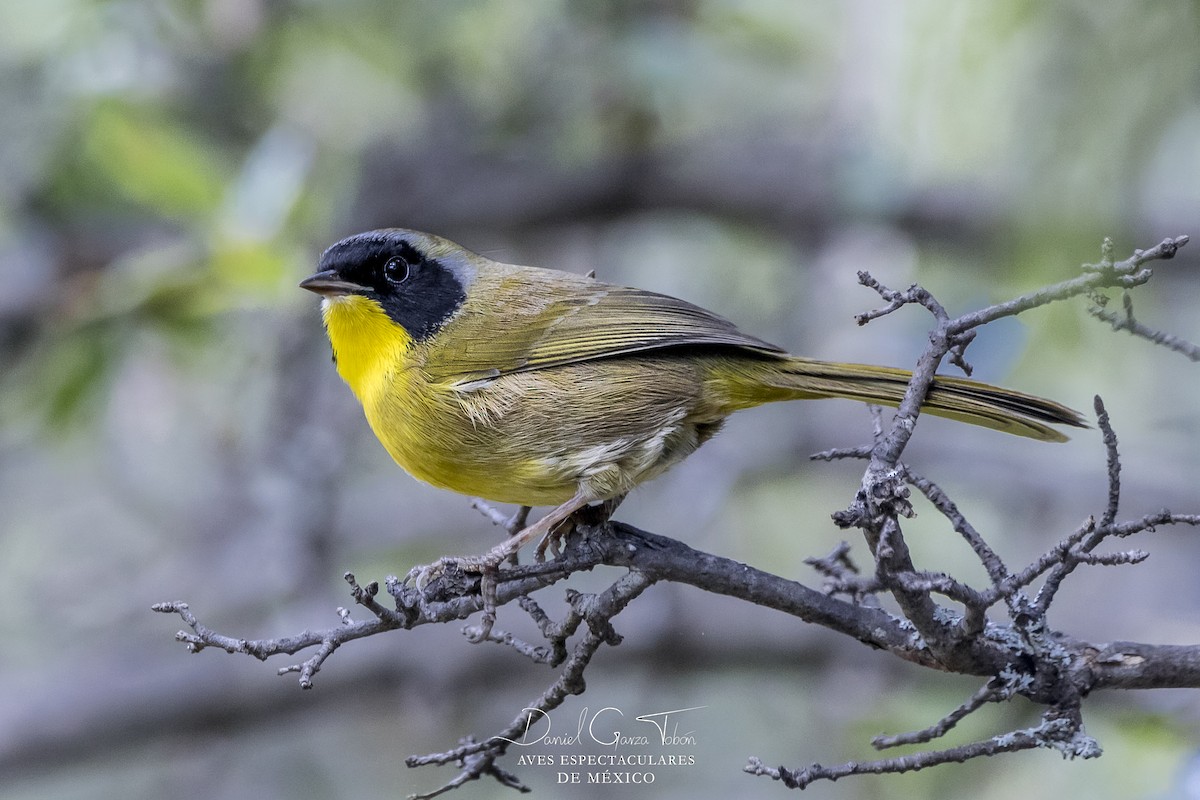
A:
[{"xmin": 422, "ymin": 267, "xmax": 785, "ymax": 384}]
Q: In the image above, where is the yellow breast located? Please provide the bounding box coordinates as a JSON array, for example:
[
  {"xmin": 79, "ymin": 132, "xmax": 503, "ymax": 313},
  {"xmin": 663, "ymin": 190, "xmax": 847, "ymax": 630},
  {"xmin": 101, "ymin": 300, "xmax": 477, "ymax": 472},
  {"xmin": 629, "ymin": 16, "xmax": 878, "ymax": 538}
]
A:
[{"xmin": 320, "ymin": 294, "xmax": 539, "ymax": 500}]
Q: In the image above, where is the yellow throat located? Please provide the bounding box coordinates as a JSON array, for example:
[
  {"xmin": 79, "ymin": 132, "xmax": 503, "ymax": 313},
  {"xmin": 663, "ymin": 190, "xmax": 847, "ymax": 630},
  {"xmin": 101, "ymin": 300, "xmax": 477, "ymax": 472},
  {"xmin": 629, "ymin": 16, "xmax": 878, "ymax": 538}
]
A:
[{"xmin": 321, "ymin": 294, "xmax": 413, "ymax": 406}]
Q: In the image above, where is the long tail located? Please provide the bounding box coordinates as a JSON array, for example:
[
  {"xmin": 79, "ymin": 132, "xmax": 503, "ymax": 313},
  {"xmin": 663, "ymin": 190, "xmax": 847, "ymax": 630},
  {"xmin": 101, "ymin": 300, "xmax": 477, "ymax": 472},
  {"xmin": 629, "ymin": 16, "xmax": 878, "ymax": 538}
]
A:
[{"xmin": 731, "ymin": 356, "xmax": 1087, "ymax": 442}]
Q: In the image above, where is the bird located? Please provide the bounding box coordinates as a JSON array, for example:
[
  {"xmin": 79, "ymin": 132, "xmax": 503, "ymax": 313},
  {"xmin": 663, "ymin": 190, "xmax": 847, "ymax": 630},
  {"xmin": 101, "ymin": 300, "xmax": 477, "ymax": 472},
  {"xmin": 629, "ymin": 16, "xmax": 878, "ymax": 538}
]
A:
[{"xmin": 301, "ymin": 228, "xmax": 1085, "ymax": 571}]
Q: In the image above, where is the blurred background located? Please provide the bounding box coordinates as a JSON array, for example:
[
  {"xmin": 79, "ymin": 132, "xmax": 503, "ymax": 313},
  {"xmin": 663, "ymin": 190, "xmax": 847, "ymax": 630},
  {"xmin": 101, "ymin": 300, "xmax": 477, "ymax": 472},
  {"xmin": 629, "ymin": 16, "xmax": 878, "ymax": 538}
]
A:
[{"xmin": 3, "ymin": 1, "xmax": 1200, "ymax": 798}]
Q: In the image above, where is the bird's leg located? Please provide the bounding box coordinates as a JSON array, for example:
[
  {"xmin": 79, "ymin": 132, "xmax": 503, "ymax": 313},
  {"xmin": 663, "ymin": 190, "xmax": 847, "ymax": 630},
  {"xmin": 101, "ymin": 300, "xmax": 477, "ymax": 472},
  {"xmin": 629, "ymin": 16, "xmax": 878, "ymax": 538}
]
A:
[
  {"xmin": 487, "ymin": 489, "xmax": 594, "ymax": 566},
  {"xmin": 535, "ymin": 492, "xmax": 627, "ymax": 560},
  {"xmin": 462, "ymin": 492, "xmax": 592, "ymax": 643},
  {"xmin": 406, "ymin": 491, "xmax": 596, "ymax": 643},
  {"xmin": 469, "ymin": 500, "xmax": 532, "ymax": 567},
  {"xmin": 597, "ymin": 492, "xmax": 627, "ymax": 519}
]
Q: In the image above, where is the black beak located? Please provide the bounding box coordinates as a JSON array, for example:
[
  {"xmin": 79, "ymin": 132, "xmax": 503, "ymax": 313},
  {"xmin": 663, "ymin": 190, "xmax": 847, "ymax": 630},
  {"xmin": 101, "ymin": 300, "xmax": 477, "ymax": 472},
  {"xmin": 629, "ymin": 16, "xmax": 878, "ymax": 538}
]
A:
[{"xmin": 299, "ymin": 269, "xmax": 368, "ymax": 297}]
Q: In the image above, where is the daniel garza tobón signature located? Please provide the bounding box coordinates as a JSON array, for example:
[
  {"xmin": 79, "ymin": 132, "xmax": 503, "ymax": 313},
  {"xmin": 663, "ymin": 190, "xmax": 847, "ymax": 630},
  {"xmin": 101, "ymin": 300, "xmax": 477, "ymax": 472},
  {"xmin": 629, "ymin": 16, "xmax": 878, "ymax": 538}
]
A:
[{"xmin": 493, "ymin": 705, "xmax": 705, "ymax": 750}]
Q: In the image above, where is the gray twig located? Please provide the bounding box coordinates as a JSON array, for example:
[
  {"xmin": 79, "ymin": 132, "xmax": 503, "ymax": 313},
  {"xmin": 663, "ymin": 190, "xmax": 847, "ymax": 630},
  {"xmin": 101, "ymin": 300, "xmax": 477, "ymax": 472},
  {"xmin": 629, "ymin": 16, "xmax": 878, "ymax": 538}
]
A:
[
  {"xmin": 871, "ymin": 680, "xmax": 1003, "ymax": 749},
  {"xmin": 1089, "ymin": 297, "xmax": 1200, "ymax": 361},
  {"xmin": 746, "ymin": 710, "xmax": 1099, "ymax": 789},
  {"xmin": 1083, "ymin": 237, "xmax": 1198, "ymax": 362},
  {"xmin": 1096, "ymin": 396, "xmax": 1121, "ymax": 527}
]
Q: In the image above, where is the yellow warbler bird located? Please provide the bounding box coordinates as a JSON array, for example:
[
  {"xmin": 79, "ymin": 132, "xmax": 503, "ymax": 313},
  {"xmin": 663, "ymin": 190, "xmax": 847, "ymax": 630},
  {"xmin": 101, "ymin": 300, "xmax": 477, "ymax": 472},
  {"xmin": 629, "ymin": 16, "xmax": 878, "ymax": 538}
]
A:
[{"xmin": 301, "ymin": 228, "xmax": 1084, "ymax": 564}]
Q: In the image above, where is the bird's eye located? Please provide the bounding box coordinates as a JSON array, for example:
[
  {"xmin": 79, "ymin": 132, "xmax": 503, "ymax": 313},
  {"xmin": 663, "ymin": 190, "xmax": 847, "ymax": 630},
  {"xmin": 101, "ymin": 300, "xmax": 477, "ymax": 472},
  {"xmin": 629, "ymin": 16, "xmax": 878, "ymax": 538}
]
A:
[{"xmin": 383, "ymin": 255, "xmax": 410, "ymax": 285}]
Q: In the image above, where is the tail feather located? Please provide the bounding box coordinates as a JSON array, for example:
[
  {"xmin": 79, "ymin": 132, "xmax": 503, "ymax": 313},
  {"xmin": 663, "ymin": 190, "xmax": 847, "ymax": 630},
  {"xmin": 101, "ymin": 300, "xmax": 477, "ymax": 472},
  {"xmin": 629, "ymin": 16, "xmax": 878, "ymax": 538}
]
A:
[{"xmin": 769, "ymin": 357, "xmax": 1087, "ymax": 442}]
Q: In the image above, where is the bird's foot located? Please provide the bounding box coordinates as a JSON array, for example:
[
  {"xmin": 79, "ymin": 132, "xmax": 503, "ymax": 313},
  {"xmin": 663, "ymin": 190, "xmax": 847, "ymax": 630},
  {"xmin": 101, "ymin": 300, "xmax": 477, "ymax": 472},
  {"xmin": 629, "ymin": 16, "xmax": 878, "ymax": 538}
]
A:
[
  {"xmin": 403, "ymin": 547, "xmax": 506, "ymax": 591},
  {"xmin": 403, "ymin": 545, "xmax": 518, "ymax": 643},
  {"xmin": 533, "ymin": 518, "xmax": 574, "ymax": 561},
  {"xmin": 406, "ymin": 491, "xmax": 599, "ymax": 642}
]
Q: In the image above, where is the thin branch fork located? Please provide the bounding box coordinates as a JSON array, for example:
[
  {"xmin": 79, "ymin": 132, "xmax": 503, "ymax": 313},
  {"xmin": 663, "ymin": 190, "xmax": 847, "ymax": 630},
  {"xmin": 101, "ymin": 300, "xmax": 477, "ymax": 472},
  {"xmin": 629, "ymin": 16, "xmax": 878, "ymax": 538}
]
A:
[{"xmin": 1088, "ymin": 289, "xmax": 1200, "ymax": 361}]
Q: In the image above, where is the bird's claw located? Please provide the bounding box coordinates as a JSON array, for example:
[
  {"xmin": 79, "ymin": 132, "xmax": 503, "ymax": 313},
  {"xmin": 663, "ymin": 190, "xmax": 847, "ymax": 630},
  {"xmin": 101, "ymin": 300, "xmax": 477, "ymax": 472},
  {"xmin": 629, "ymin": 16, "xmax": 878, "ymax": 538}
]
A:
[{"xmin": 404, "ymin": 551, "xmax": 509, "ymax": 643}]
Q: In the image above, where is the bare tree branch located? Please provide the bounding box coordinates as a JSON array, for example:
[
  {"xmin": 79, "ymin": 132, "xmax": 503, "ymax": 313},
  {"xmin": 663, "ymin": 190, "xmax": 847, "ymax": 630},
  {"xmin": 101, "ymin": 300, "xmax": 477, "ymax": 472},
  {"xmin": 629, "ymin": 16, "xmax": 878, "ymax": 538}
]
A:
[
  {"xmin": 745, "ymin": 708, "xmax": 1099, "ymax": 789},
  {"xmin": 871, "ymin": 678, "xmax": 1007, "ymax": 749}
]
